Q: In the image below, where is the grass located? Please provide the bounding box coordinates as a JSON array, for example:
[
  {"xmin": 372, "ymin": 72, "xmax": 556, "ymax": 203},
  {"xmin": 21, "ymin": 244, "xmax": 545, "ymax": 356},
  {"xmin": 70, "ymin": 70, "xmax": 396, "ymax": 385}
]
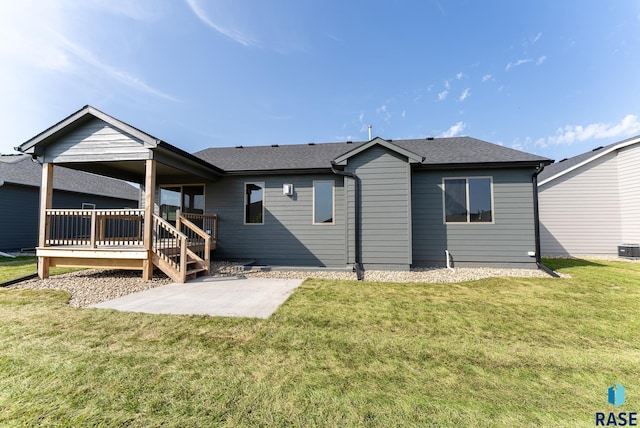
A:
[
  {"xmin": 0, "ymin": 256, "xmax": 80, "ymax": 283},
  {"xmin": 0, "ymin": 259, "xmax": 639, "ymax": 426}
]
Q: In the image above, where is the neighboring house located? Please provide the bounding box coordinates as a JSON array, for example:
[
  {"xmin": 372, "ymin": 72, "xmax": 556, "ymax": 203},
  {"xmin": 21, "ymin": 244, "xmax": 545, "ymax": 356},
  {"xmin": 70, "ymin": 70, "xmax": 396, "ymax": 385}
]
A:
[
  {"xmin": 538, "ymin": 135, "xmax": 640, "ymax": 257},
  {"xmin": 17, "ymin": 106, "xmax": 551, "ymax": 282},
  {"xmin": 0, "ymin": 153, "xmax": 140, "ymax": 251}
]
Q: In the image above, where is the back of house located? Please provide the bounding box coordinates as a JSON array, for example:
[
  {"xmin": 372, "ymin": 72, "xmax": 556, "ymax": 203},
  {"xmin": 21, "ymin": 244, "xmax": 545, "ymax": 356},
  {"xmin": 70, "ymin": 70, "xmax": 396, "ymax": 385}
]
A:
[{"xmin": 16, "ymin": 105, "xmax": 552, "ymax": 275}]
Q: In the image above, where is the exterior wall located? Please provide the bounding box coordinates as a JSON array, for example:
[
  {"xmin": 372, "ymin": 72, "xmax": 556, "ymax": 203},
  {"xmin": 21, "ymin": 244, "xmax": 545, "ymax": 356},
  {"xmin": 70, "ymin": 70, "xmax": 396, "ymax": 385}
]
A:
[
  {"xmin": 539, "ymin": 152, "xmax": 621, "ymax": 256},
  {"xmin": 617, "ymin": 145, "xmax": 640, "ymax": 245},
  {"xmin": 0, "ymin": 183, "xmax": 138, "ymax": 251},
  {"xmin": 205, "ymin": 174, "xmax": 346, "ymax": 267},
  {"xmin": 43, "ymin": 118, "xmax": 150, "ymax": 163},
  {"xmin": 412, "ymin": 168, "xmax": 538, "ymax": 267},
  {"xmin": 344, "ymin": 146, "xmax": 412, "ymax": 270}
]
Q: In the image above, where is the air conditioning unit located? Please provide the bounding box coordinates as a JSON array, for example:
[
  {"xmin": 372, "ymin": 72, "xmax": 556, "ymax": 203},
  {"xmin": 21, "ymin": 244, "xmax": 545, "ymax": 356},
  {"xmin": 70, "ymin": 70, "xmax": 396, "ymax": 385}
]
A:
[
  {"xmin": 618, "ymin": 244, "xmax": 640, "ymax": 259},
  {"xmin": 282, "ymin": 183, "xmax": 294, "ymax": 196}
]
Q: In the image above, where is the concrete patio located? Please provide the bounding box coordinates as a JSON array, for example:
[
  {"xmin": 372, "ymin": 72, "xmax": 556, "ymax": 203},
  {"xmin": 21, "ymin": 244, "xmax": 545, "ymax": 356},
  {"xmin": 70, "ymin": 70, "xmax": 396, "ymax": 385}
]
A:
[{"xmin": 90, "ymin": 275, "xmax": 304, "ymax": 318}]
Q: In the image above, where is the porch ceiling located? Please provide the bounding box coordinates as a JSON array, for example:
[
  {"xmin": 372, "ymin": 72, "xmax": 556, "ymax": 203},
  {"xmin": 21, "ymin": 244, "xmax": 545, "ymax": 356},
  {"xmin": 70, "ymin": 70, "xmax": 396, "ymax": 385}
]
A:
[{"xmin": 57, "ymin": 159, "xmax": 217, "ymax": 185}]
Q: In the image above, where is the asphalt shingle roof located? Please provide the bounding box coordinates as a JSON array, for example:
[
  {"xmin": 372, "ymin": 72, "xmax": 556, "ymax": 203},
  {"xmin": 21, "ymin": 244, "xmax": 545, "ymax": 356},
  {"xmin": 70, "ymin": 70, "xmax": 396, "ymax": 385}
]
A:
[
  {"xmin": 0, "ymin": 154, "xmax": 140, "ymax": 200},
  {"xmin": 194, "ymin": 137, "xmax": 551, "ymax": 172}
]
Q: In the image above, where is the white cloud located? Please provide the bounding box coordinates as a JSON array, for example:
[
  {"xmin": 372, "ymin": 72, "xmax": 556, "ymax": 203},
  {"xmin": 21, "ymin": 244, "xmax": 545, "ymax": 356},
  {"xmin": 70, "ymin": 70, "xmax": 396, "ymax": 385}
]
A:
[
  {"xmin": 536, "ymin": 55, "xmax": 547, "ymax": 65},
  {"xmin": 438, "ymin": 90, "xmax": 448, "ymax": 101},
  {"xmin": 536, "ymin": 114, "xmax": 640, "ymax": 147},
  {"xmin": 505, "ymin": 59, "xmax": 532, "ymax": 71},
  {"xmin": 439, "ymin": 121, "xmax": 467, "ymax": 138},
  {"xmin": 185, "ymin": 0, "xmax": 261, "ymax": 47},
  {"xmin": 532, "ymin": 32, "xmax": 542, "ymax": 44},
  {"xmin": 0, "ymin": 1, "xmax": 177, "ymax": 101},
  {"xmin": 459, "ymin": 88, "xmax": 470, "ymax": 102},
  {"xmin": 401, "ymin": 110, "xmax": 406, "ymax": 118},
  {"xmin": 481, "ymin": 74, "xmax": 494, "ymax": 82},
  {"xmin": 376, "ymin": 104, "xmax": 387, "ymax": 114},
  {"xmin": 456, "ymin": 72, "xmax": 464, "ymax": 80},
  {"xmin": 445, "ymin": 80, "xmax": 451, "ymax": 89}
]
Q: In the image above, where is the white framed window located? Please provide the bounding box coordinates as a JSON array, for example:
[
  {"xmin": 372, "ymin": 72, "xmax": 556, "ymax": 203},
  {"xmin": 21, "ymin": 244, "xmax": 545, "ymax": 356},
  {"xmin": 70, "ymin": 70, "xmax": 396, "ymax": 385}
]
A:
[
  {"xmin": 244, "ymin": 182, "xmax": 265, "ymax": 225},
  {"xmin": 82, "ymin": 203, "xmax": 96, "ymax": 209},
  {"xmin": 313, "ymin": 180, "xmax": 334, "ymax": 225},
  {"xmin": 443, "ymin": 177, "xmax": 494, "ymax": 224}
]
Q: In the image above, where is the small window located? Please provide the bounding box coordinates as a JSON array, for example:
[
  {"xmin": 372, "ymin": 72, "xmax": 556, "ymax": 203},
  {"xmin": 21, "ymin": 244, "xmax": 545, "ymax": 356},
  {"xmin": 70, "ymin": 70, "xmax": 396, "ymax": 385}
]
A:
[
  {"xmin": 313, "ymin": 181, "xmax": 334, "ymax": 225},
  {"xmin": 444, "ymin": 177, "xmax": 493, "ymax": 223},
  {"xmin": 82, "ymin": 203, "xmax": 96, "ymax": 209},
  {"xmin": 245, "ymin": 182, "xmax": 264, "ymax": 224}
]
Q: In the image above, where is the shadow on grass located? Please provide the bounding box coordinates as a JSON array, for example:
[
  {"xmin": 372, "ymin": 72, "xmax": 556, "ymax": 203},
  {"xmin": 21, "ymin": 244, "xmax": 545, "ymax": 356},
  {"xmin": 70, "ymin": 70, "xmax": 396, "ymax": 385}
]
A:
[{"xmin": 542, "ymin": 257, "xmax": 607, "ymax": 271}]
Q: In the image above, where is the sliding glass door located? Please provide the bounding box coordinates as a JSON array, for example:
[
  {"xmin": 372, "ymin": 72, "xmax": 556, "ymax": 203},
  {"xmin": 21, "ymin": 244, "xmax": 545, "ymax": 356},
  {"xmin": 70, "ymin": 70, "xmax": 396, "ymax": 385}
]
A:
[{"xmin": 160, "ymin": 185, "xmax": 204, "ymax": 224}]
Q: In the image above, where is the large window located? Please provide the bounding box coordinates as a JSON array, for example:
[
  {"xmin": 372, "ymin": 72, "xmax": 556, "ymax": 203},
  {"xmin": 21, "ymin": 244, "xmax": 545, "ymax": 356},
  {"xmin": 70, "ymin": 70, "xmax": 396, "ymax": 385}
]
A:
[
  {"xmin": 444, "ymin": 177, "xmax": 493, "ymax": 223},
  {"xmin": 313, "ymin": 181, "xmax": 334, "ymax": 224},
  {"xmin": 245, "ymin": 182, "xmax": 264, "ymax": 224}
]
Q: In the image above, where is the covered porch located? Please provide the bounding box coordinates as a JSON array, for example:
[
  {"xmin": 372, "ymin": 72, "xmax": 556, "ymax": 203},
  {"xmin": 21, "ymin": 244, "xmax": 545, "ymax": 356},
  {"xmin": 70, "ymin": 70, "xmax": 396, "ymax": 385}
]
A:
[{"xmin": 17, "ymin": 106, "xmax": 222, "ymax": 283}]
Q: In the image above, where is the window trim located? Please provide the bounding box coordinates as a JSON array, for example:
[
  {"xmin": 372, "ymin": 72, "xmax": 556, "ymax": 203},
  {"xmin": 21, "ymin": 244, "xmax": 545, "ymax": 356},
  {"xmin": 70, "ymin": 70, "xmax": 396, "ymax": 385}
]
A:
[
  {"xmin": 243, "ymin": 181, "xmax": 265, "ymax": 225},
  {"xmin": 442, "ymin": 176, "xmax": 495, "ymax": 224},
  {"xmin": 312, "ymin": 180, "xmax": 335, "ymax": 225},
  {"xmin": 81, "ymin": 203, "xmax": 96, "ymax": 209}
]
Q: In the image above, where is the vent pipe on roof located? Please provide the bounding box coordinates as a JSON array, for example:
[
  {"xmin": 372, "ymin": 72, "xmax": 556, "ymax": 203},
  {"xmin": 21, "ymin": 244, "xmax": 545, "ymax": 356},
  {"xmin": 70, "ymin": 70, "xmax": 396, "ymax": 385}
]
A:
[{"xmin": 368, "ymin": 125, "xmax": 372, "ymax": 141}]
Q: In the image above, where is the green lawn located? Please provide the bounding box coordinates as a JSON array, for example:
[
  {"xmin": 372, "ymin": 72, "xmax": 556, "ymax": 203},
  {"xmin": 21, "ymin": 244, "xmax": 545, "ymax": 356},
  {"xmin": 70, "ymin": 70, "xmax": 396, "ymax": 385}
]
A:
[
  {"xmin": 0, "ymin": 256, "xmax": 79, "ymax": 283},
  {"xmin": 0, "ymin": 259, "xmax": 638, "ymax": 427}
]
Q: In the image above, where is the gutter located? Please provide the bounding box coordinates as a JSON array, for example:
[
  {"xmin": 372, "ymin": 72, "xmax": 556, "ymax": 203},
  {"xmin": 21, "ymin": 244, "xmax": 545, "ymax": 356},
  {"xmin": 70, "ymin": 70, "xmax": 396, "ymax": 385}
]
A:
[
  {"xmin": 532, "ymin": 163, "xmax": 560, "ymax": 277},
  {"xmin": 330, "ymin": 161, "xmax": 364, "ymax": 280}
]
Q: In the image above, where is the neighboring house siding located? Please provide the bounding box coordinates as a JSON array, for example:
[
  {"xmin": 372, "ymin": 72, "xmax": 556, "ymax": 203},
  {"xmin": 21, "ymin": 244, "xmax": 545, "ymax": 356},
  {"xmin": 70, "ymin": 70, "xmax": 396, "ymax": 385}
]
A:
[
  {"xmin": 44, "ymin": 118, "xmax": 150, "ymax": 163},
  {"xmin": 617, "ymin": 145, "xmax": 640, "ymax": 245},
  {"xmin": 344, "ymin": 146, "xmax": 412, "ymax": 270},
  {"xmin": 0, "ymin": 184, "xmax": 40, "ymax": 251},
  {"xmin": 539, "ymin": 153, "xmax": 621, "ymax": 256},
  {"xmin": 0, "ymin": 184, "xmax": 137, "ymax": 251},
  {"xmin": 412, "ymin": 168, "xmax": 537, "ymax": 267},
  {"xmin": 206, "ymin": 174, "xmax": 346, "ymax": 267}
]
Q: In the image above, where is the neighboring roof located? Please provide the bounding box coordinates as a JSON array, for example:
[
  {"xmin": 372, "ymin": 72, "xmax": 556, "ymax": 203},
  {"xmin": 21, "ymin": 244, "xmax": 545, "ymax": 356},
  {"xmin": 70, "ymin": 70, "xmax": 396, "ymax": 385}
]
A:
[
  {"xmin": 538, "ymin": 135, "xmax": 640, "ymax": 185},
  {"xmin": 0, "ymin": 154, "xmax": 139, "ymax": 200},
  {"xmin": 194, "ymin": 136, "xmax": 551, "ymax": 173}
]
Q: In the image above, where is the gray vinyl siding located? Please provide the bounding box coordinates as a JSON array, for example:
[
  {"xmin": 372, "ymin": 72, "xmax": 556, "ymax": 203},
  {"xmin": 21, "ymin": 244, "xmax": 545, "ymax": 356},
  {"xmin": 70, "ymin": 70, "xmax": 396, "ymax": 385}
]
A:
[
  {"xmin": 206, "ymin": 174, "xmax": 346, "ymax": 267},
  {"xmin": 539, "ymin": 152, "xmax": 621, "ymax": 256},
  {"xmin": 617, "ymin": 144, "xmax": 640, "ymax": 245},
  {"xmin": 0, "ymin": 183, "xmax": 138, "ymax": 251},
  {"xmin": 345, "ymin": 146, "xmax": 412, "ymax": 270},
  {"xmin": 42, "ymin": 118, "xmax": 150, "ymax": 163},
  {"xmin": 412, "ymin": 168, "xmax": 537, "ymax": 267}
]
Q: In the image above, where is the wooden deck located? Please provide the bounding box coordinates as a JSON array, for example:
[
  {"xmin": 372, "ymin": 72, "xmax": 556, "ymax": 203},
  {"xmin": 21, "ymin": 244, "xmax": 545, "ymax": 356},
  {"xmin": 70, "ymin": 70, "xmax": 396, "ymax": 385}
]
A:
[{"xmin": 37, "ymin": 209, "xmax": 217, "ymax": 282}]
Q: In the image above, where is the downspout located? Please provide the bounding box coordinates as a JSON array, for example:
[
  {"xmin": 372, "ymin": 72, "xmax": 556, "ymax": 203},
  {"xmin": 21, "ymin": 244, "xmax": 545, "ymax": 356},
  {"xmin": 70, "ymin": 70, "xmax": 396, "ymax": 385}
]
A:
[
  {"xmin": 532, "ymin": 163, "xmax": 560, "ymax": 277},
  {"xmin": 331, "ymin": 161, "xmax": 364, "ymax": 280}
]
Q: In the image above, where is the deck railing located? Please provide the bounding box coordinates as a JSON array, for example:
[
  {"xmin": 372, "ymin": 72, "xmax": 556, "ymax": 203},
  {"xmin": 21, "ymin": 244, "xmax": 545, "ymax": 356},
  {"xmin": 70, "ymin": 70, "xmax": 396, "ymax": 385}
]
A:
[
  {"xmin": 176, "ymin": 211, "xmax": 214, "ymax": 274},
  {"xmin": 151, "ymin": 214, "xmax": 187, "ymax": 279},
  {"xmin": 44, "ymin": 209, "xmax": 144, "ymax": 248},
  {"xmin": 179, "ymin": 212, "xmax": 218, "ymax": 243}
]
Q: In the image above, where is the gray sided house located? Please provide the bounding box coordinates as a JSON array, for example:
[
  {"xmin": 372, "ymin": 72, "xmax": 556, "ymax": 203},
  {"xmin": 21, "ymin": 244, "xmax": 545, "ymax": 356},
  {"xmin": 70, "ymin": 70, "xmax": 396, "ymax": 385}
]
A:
[
  {"xmin": 17, "ymin": 106, "xmax": 551, "ymax": 282},
  {"xmin": 194, "ymin": 134, "xmax": 552, "ymax": 270},
  {"xmin": 0, "ymin": 153, "xmax": 140, "ymax": 251},
  {"xmin": 538, "ymin": 135, "xmax": 640, "ymax": 257}
]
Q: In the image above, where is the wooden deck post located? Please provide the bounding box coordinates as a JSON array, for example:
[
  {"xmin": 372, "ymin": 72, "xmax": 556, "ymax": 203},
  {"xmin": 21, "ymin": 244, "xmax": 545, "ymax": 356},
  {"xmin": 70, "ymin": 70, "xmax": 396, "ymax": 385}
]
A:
[
  {"xmin": 38, "ymin": 163, "xmax": 54, "ymax": 279},
  {"xmin": 143, "ymin": 159, "xmax": 156, "ymax": 281}
]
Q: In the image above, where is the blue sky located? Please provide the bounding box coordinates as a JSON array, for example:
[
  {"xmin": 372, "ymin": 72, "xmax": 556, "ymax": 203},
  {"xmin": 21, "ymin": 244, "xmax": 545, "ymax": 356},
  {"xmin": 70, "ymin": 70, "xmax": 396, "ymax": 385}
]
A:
[{"xmin": 1, "ymin": 0, "xmax": 639, "ymax": 162}]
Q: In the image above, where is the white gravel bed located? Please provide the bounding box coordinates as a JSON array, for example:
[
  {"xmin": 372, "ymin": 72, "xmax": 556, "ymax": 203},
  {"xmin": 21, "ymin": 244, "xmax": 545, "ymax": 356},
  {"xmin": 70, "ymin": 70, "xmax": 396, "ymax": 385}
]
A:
[
  {"xmin": 11, "ymin": 269, "xmax": 172, "ymax": 308},
  {"xmin": 211, "ymin": 261, "xmax": 554, "ymax": 283},
  {"xmin": 9, "ymin": 261, "xmax": 559, "ymax": 309}
]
